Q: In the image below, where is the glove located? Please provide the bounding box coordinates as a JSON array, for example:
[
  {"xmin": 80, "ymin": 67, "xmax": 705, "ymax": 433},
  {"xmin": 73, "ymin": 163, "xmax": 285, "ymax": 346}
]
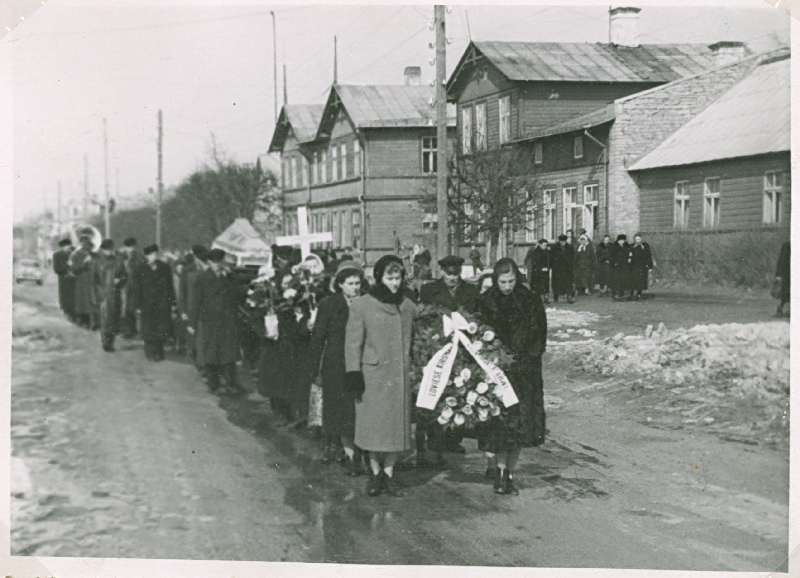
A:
[{"xmin": 344, "ymin": 371, "xmax": 366, "ymax": 402}]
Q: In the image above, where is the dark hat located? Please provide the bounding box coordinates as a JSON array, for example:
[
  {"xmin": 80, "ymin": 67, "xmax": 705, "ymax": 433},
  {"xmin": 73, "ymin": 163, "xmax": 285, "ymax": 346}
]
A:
[
  {"xmin": 335, "ymin": 260, "xmax": 363, "ymax": 277},
  {"xmin": 123, "ymin": 237, "xmax": 137, "ymax": 247},
  {"xmin": 191, "ymin": 245, "xmax": 208, "ymax": 260},
  {"xmin": 143, "ymin": 244, "xmax": 159, "ymax": 256},
  {"xmin": 372, "ymin": 254, "xmax": 405, "ymax": 284},
  {"xmin": 557, "ymin": 234, "xmax": 568, "ymax": 241},
  {"xmin": 99, "ymin": 239, "xmax": 114, "ymax": 250},
  {"xmin": 438, "ymin": 255, "xmax": 464, "ymax": 270},
  {"xmin": 79, "ymin": 234, "xmax": 92, "ymax": 242},
  {"xmin": 207, "ymin": 248, "xmax": 226, "ymax": 263},
  {"xmin": 538, "ymin": 238, "xmax": 549, "ymax": 245},
  {"xmin": 272, "ymin": 244, "xmax": 294, "ymax": 261},
  {"xmin": 58, "ymin": 238, "xmax": 73, "ymax": 247},
  {"xmin": 616, "ymin": 234, "xmax": 627, "ymax": 241}
]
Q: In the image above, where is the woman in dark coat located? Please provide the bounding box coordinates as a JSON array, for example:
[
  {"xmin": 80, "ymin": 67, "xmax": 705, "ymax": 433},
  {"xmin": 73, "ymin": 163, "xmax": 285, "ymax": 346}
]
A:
[
  {"xmin": 475, "ymin": 258, "xmax": 547, "ymax": 496},
  {"xmin": 308, "ymin": 261, "xmax": 369, "ymax": 474},
  {"xmin": 629, "ymin": 234, "xmax": 654, "ymax": 300},
  {"xmin": 550, "ymin": 234, "xmax": 575, "ymax": 303},
  {"xmin": 574, "ymin": 234, "xmax": 596, "ymax": 296},
  {"xmin": 609, "ymin": 234, "xmax": 633, "ymax": 301},
  {"xmin": 594, "ymin": 235, "xmax": 613, "ymax": 296},
  {"xmin": 137, "ymin": 244, "xmax": 176, "ymax": 361}
]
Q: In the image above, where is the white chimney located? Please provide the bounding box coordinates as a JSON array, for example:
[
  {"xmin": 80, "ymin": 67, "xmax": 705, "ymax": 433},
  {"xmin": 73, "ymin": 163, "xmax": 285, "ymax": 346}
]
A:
[
  {"xmin": 609, "ymin": 7, "xmax": 641, "ymax": 48},
  {"xmin": 404, "ymin": 66, "xmax": 421, "ymax": 86},
  {"xmin": 709, "ymin": 41, "xmax": 747, "ymax": 67}
]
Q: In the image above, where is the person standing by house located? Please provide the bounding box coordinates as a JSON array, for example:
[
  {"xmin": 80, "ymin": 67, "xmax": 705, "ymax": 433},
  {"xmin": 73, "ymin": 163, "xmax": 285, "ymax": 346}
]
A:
[
  {"xmin": 345, "ymin": 255, "xmax": 416, "ymax": 497},
  {"xmin": 188, "ymin": 248, "xmax": 242, "ymax": 394},
  {"xmin": 595, "ymin": 235, "xmax": 613, "ymax": 296},
  {"xmin": 120, "ymin": 237, "xmax": 147, "ymax": 339},
  {"xmin": 609, "ymin": 234, "xmax": 633, "ymax": 301},
  {"xmin": 184, "ymin": 245, "xmax": 208, "ymax": 372},
  {"xmin": 550, "ymin": 235, "xmax": 575, "ymax": 303},
  {"xmin": 69, "ymin": 235, "xmax": 99, "ymax": 330},
  {"xmin": 574, "ymin": 234, "xmax": 597, "ymax": 296},
  {"xmin": 629, "ymin": 234, "xmax": 654, "ymax": 301},
  {"xmin": 137, "ymin": 244, "xmax": 177, "ymax": 361},
  {"xmin": 412, "ymin": 244, "xmax": 433, "ymax": 281},
  {"xmin": 53, "ymin": 238, "xmax": 76, "ymax": 323},
  {"xmin": 775, "ymin": 241, "xmax": 790, "ymax": 317},
  {"xmin": 92, "ymin": 239, "xmax": 127, "ymax": 352},
  {"xmin": 525, "ymin": 239, "xmax": 551, "ymax": 304},
  {"xmin": 469, "ymin": 244, "xmax": 484, "ymax": 273}
]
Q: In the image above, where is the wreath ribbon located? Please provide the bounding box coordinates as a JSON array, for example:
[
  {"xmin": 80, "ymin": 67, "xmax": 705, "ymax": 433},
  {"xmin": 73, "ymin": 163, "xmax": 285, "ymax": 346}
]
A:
[{"xmin": 415, "ymin": 312, "xmax": 519, "ymax": 411}]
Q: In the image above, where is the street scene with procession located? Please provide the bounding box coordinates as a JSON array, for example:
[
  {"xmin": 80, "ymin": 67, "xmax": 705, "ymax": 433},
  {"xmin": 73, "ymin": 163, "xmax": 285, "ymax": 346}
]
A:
[{"xmin": 8, "ymin": 1, "xmax": 791, "ymax": 575}]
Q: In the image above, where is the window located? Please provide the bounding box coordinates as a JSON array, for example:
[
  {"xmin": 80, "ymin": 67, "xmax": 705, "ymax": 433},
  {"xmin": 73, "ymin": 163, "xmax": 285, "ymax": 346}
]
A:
[
  {"xmin": 333, "ymin": 210, "xmax": 341, "ymax": 246},
  {"xmin": 310, "ymin": 152, "xmax": 316, "ymax": 186},
  {"xmin": 525, "ymin": 192, "xmax": 538, "ymax": 243},
  {"xmin": 475, "ymin": 103, "xmax": 487, "ymax": 151},
  {"xmin": 543, "ymin": 189, "xmax": 556, "ymax": 242},
  {"xmin": 423, "ymin": 212, "xmax": 438, "ymax": 231},
  {"xmin": 321, "ymin": 150, "xmax": 328, "ymax": 183},
  {"xmin": 341, "ymin": 211, "xmax": 349, "ymax": 247},
  {"xmin": 499, "ymin": 96, "xmax": 510, "ymax": 144},
  {"xmin": 290, "ymin": 157, "xmax": 298, "ymax": 189},
  {"xmin": 354, "ymin": 140, "xmax": 361, "ymax": 176},
  {"xmin": 703, "ymin": 177, "xmax": 720, "ymax": 228},
  {"xmin": 583, "ymin": 184, "xmax": 599, "ymax": 236},
  {"xmin": 340, "ymin": 143, "xmax": 348, "ymax": 179},
  {"xmin": 301, "ymin": 156, "xmax": 308, "ymax": 188},
  {"xmin": 573, "ymin": 136, "xmax": 584, "ymax": 159},
  {"xmin": 351, "ymin": 209, "xmax": 361, "ymax": 249},
  {"xmin": 462, "ymin": 202, "xmax": 473, "ymax": 240},
  {"xmin": 674, "ymin": 181, "xmax": 690, "ymax": 228},
  {"xmin": 331, "ymin": 146, "xmax": 339, "ymax": 181},
  {"xmin": 422, "ymin": 137, "xmax": 437, "ymax": 174},
  {"xmin": 282, "ymin": 159, "xmax": 289, "ymax": 189},
  {"xmin": 563, "ymin": 186, "xmax": 580, "ymax": 234},
  {"xmin": 764, "ymin": 171, "xmax": 783, "ymax": 225},
  {"xmin": 534, "ymin": 142, "xmax": 543, "ymax": 165},
  {"xmin": 461, "ymin": 106, "xmax": 472, "ymax": 154}
]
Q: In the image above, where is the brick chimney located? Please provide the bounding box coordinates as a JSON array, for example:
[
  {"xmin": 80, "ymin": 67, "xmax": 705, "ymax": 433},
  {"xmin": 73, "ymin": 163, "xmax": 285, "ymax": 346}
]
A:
[
  {"xmin": 404, "ymin": 66, "xmax": 421, "ymax": 86},
  {"xmin": 709, "ymin": 41, "xmax": 747, "ymax": 67},
  {"xmin": 609, "ymin": 7, "xmax": 641, "ymax": 48}
]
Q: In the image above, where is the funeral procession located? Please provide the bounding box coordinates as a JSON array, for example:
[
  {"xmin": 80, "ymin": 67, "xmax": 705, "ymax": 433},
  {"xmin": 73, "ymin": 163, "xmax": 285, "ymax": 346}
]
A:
[{"xmin": 9, "ymin": 2, "xmax": 792, "ymax": 575}]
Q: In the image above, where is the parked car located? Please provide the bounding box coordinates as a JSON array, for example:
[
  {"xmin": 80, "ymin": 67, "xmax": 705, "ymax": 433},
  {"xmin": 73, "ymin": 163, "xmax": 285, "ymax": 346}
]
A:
[{"xmin": 15, "ymin": 259, "xmax": 43, "ymax": 285}]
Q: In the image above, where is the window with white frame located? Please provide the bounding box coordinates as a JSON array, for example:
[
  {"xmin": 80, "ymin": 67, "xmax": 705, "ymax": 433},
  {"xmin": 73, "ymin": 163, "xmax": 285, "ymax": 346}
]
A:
[
  {"xmin": 341, "ymin": 211, "xmax": 349, "ymax": 246},
  {"xmin": 573, "ymin": 136, "xmax": 584, "ymax": 159},
  {"xmin": 534, "ymin": 142, "xmax": 543, "ymax": 165},
  {"xmin": 475, "ymin": 103, "xmax": 487, "ymax": 151},
  {"xmin": 290, "ymin": 157, "xmax": 298, "ymax": 189},
  {"xmin": 331, "ymin": 146, "xmax": 339, "ymax": 181},
  {"xmin": 543, "ymin": 189, "xmax": 556, "ymax": 242},
  {"xmin": 340, "ymin": 143, "xmax": 348, "ymax": 179},
  {"xmin": 301, "ymin": 156, "xmax": 308, "ymax": 187},
  {"xmin": 525, "ymin": 191, "xmax": 538, "ymax": 243},
  {"xmin": 423, "ymin": 212, "xmax": 438, "ymax": 231},
  {"xmin": 310, "ymin": 152, "xmax": 316, "ymax": 186},
  {"xmin": 351, "ymin": 209, "xmax": 361, "ymax": 249},
  {"xmin": 499, "ymin": 96, "xmax": 511, "ymax": 144},
  {"xmin": 333, "ymin": 210, "xmax": 341, "ymax": 246},
  {"xmin": 354, "ymin": 140, "xmax": 361, "ymax": 176},
  {"xmin": 462, "ymin": 201, "xmax": 473, "ymax": 240},
  {"xmin": 321, "ymin": 150, "xmax": 328, "ymax": 183},
  {"xmin": 763, "ymin": 171, "xmax": 782, "ymax": 225},
  {"xmin": 283, "ymin": 159, "xmax": 290, "ymax": 189},
  {"xmin": 563, "ymin": 186, "xmax": 580, "ymax": 233},
  {"xmin": 422, "ymin": 137, "xmax": 437, "ymax": 174},
  {"xmin": 583, "ymin": 183, "xmax": 599, "ymax": 236},
  {"xmin": 674, "ymin": 181, "xmax": 690, "ymax": 228},
  {"xmin": 461, "ymin": 106, "xmax": 472, "ymax": 154},
  {"xmin": 703, "ymin": 177, "xmax": 720, "ymax": 228}
]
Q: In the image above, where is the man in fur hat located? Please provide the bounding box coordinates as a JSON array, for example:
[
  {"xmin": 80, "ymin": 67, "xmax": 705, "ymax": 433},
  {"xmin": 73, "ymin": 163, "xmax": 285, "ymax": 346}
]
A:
[
  {"xmin": 69, "ymin": 234, "xmax": 99, "ymax": 329},
  {"xmin": 92, "ymin": 239, "xmax": 127, "ymax": 352},
  {"xmin": 53, "ymin": 238, "xmax": 76, "ymax": 322},
  {"xmin": 137, "ymin": 244, "xmax": 176, "ymax": 361}
]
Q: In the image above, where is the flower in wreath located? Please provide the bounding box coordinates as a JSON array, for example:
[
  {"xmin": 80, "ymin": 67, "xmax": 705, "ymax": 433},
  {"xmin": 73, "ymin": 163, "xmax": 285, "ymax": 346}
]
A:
[
  {"xmin": 462, "ymin": 405, "xmax": 474, "ymax": 416},
  {"xmin": 432, "ymin": 334, "xmax": 440, "ymax": 342},
  {"xmin": 478, "ymin": 408, "xmax": 489, "ymax": 421},
  {"xmin": 467, "ymin": 322, "xmax": 478, "ymax": 334},
  {"xmin": 476, "ymin": 381, "xmax": 489, "ymax": 394},
  {"xmin": 437, "ymin": 414, "xmax": 449, "ymax": 425},
  {"xmin": 460, "ymin": 368, "xmax": 471, "ymax": 381},
  {"xmin": 477, "ymin": 396, "xmax": 489, "ymax": 406},
  {"xmin": 454, "ymin": 413, "xmax": 466, "ymax": 426},
  {"xmin": 283, "ymin": 287, "xmax": 298, "ymax": 300},
  {"xmin": 441, "ymin": 406, "xmax": 454, "ymax": 420},
  {"xmin": 472, "ymin": 340, "xmax": 483, "ymax": 351},
  {"xmin": 483, "ymin": 330, "xmax": 495, "ymax": 342},
  {"xmin": 489, "ymin": 403, "xmax": 501, "ymax": 417},
  {"xmin": 445, "ymin": 396, "xmax": 458, "ymax": 407},
  {"xmin": 466, "ymin": 391, "xmax": 478, "ymax": 405},
  {"xmin": 454, "ymin": 376, "xmax": 465, "ymax": 388}
]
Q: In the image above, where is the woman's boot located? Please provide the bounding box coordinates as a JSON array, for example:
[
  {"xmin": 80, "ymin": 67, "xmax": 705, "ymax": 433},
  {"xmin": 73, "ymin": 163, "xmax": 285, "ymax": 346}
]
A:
[
  {"xmin": 366, "ymin": 471, "xmax": 381, "ymax": 497},
  {"xmin": 504, "ymin": 469, "xmax": 519, "ymax": 496},
  {"xmin": 493, "ymin": 468, "xmax": 506, "ymax": 494}
]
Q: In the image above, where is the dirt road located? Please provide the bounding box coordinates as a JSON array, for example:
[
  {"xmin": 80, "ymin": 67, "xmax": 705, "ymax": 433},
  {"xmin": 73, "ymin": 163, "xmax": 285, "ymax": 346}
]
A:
[{"xmin": 10, "ymin": 278, "xmax": 788, "ymax": 570}]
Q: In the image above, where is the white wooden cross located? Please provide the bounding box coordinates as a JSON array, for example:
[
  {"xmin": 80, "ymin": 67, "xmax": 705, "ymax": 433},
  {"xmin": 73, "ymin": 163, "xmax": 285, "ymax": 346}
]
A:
[{"xmin": 275, "ymin": 206, "xmax": 333, "ymax": 259}]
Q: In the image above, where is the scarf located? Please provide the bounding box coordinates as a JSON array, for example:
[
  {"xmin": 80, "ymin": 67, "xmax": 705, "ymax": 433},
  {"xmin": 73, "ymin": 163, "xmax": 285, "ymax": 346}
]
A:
[{"xmin": 368, "ymin": 282, "xmax": 405, "ymax": 306}]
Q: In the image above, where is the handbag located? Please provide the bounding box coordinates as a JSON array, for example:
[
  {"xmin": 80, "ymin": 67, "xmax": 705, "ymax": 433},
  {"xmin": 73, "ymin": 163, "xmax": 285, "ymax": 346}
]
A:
[{"xmin": 771, "ymin": 278, "xmax": 783, "ymax": 300}]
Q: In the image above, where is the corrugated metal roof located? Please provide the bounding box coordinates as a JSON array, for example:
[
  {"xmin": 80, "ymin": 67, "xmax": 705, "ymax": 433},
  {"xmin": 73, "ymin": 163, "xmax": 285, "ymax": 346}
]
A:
[
  {"xmin": 509, "ymin": 104, "xmax": 616, "ymax": 143},
  {"xmin": 470, "ymin": 41, "xmax": 722, "ymax": 83},
  {"xmin": 284, "ymin": 105, "xmax": 325, "ymax": 143},
  {"xmin": 335, "ymin": 85, "xmax": 455, "ymax": 128},
  {"xmin": 630, "ymin": 52, "xmax": 790, "ymax": 171}
]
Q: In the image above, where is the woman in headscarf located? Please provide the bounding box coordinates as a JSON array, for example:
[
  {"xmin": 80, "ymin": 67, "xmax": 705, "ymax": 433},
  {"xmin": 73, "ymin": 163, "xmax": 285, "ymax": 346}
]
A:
[
  {"xmin": 574, "ymin": 234, "xmax": 597, "ymax": 296},
  {"xmin": 345, "ymin": 255, "xmax": 416, "ymax": 497}
]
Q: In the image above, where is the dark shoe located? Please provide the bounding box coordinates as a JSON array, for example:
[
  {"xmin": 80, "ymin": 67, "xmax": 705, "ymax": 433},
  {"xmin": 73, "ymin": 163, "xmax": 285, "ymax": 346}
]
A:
[
  {"xmin": 346, "ymin": 454, "xmax": 364, "ymax": 477},
  {"xmin": 505, "ymin": 470, "xmax": 519, "ymax": 496},
  {"xmin": 379, "ymin": 471, "xmax": 404, "ymax": 497},
  {"xmin": 493, "ymin": 468, "xmax": 505, "ymax": 494},
  {"xmin": 366, "ymin": 472, "xmax": 381, "ymax": 497}
]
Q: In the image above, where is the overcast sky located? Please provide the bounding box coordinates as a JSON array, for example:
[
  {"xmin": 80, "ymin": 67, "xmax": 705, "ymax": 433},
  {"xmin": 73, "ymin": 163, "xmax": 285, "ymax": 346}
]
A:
[{"xmin": 7, "ymin": 0, "xmax": 790, "ymax": 224}]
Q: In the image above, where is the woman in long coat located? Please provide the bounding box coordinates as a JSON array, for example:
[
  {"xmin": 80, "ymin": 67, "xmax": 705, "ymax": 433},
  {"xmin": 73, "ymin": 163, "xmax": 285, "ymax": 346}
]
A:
[
  {"xmin": 137, "ymin": 245, "xmax": 176, "ymax": 361},
  {"xmin": 69, "ymin": 236, "xmax": 99, "ymax": 329},
  {"xmin": 629, "ymin": 234, "xmax": 654, "ymax": 300},
  {"xmin": 475, "ymin": 258, "xmax": 547, "ymax": 496},
  {"xmin": 308, "ymin": 261, "xmax": 368, "ymax": 474},
  {"xmin": 92, "ymin": 240, "xmax": 128, "ymax": 352},
  {"xmin": 550, "ymin": 235, "xmax": 575, "ymax": 302},
  {"xmin": 594, "ymin": 235, "xmax": 613, "ymax": 296},
  {"xmin": 609, "ymin": 234, "xmax": 633, "ymax": 301},
  {"xmin": 574, "ymin": 234, "xmax": 596, "ymax": 295},
  {"xmin": 345, "ymin": 255, "xmax": 416, "ymax": 497}
]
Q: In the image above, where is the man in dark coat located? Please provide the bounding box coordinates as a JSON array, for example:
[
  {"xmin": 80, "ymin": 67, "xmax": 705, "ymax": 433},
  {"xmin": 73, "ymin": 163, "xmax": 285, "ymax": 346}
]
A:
[
  {"xmin": 69, "ymin": 235, "xmax": 99, "ymax": 329},
  {"xmin": 629, "ymin": 234, "xmax": 654, "ymax": 301},
  {"xmin": 595, "ymin": 235, "xmax": 613, "ymax": 296},
  {"xmin": 53, "ymin": 238, "xmax": 76, "ymax": 322},
  {"xmin": 413, "ymin": 243, "xmax": 433, "ymax": 280},
  {"xmin": 183, "ymin": 245, "xmax": 208, "ymax": 371},
  {"xmin": 120, "ymin": 237, "xmax": 147, "ymax": 339},
  {"xmin": 92, "ymin": 239, "xmax": 128, "ymax": 352},
  {"xmin": 550, "ymin": 234, "xmax": 575, "ymax": 303},
  {"xmin": 609, "ymin": 234, "xmax": 633, "ymax": 301},
  {"xmin": 524, "ymin": 239, "xmax": 551, "ymax": 304},
  {"xmin": 468, "ymin": 245, "xmax": 484, "ymax": 273},
  {"xmin": 776, "ymin": 241, "xmax": 790, "ymax": 317},
  {"xmin": 188, "ymin": 248, "xmax": 242, "ymax": 394},
  {"xmin": 137, "ymin": 244, "xmax": 176, "ymax": 361}
]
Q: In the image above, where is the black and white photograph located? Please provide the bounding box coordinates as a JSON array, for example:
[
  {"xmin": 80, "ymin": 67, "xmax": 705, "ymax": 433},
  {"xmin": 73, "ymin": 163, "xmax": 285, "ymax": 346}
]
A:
[{"xmin": 4, "ymin": 0, "xmax": 795, "ymax": 575}]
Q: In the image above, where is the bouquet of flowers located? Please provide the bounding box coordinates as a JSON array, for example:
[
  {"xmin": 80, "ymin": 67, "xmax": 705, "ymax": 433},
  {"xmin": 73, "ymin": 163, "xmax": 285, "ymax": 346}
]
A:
[{"xmin": 412, "ymin": 304, "xmax": 516, "ymax": 431}]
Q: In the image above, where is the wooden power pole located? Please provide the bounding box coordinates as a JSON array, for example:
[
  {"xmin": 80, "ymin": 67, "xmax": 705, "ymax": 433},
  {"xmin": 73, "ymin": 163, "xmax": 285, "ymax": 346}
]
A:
[
  {"xmin": 435, "ymin": 5, "xmax": 449, "ymax": 263},
  {"xmin": 103, "ymin": 117, "xmax": 110, "ymax": 238},
  {"xmin": 157, "ymin": 109, "xmax": 163, "ymax": 247}
]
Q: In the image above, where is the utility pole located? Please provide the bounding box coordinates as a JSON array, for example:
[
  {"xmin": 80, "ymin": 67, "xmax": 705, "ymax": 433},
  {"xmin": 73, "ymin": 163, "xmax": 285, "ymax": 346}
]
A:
[
  {"xmin": 435, "ymin": 5, "xmax": 449, "ymax": 263},
  {"xmin": 57, "ymin": 180, "xmax": 62, "ymax": 237},
  {"xmin": 83, "ymin": 153, "xmax": 89, "ymax": 219},
  {"xmin": 283, "ymin": 64, "xmax": 288, "ymax": 105},
  {"xmin": 103, "ymin": 117, "xmax": 110, "ymax": 238},
  {"xmin": 270, "ymin": 11, "xmax": 278, "ymax": 123},
  {"xmin": 157, "ymin": 109, "xmax": 163, "ymax": 248}
]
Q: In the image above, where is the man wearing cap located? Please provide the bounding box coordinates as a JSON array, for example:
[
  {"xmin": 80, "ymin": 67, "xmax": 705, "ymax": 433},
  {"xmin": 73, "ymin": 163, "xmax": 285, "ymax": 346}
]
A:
[
  {"xmin": 120, "ymin": 237, "xmax": 147, "ymax": 339},
  {"xmin": 92, "ymin": 239, "xmax": 128, "ymax": 352},
  {"xmin": 137, "ymin": 244, "xmax": 176, "ymax": 361},
  {"xmin": 550, "ymin": 234, "xmax": 575, "ymax": 304},
  {"xmin": 609, "ymin": 234, "xmax": 633, "ymax": 301},
  {"xmin": 53, "ymin": 238, "xmax": 76, "ymax": 323},
  {"xmin": 524, "ymin": 239, "xmax": 552, "ymax": 304},
  {"xmin": 69, "ymin": 235, "xmax": 100, "ymax": 329},
  {"xmin": 188, "ymin": 248, "xmax": 242, "ymax": 394}
]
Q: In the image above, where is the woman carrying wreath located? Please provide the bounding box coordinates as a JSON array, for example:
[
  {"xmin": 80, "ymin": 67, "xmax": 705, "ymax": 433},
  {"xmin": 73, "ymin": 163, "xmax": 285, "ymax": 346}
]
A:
[
  {"xmin": 344, "ymin": 255, "xmax": 416, "ymax": 497},
  {"xmin": 475, "ymin": 258, "xmax": 547, "ymax": 495}
]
